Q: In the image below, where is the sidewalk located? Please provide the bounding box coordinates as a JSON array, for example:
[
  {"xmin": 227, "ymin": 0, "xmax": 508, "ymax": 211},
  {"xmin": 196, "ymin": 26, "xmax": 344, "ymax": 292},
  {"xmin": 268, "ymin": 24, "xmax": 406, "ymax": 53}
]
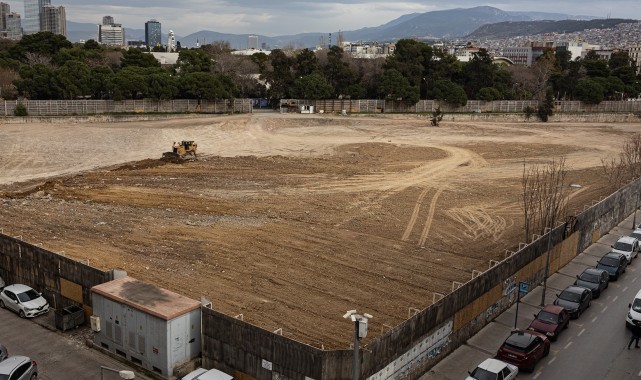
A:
[{"xmin": 423, "ymin": 213, "xmax": 639, "ymax": 379}]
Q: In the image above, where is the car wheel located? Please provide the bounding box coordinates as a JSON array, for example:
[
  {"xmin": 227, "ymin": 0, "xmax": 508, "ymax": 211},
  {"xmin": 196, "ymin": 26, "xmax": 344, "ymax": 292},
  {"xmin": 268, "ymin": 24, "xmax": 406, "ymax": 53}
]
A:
[
  {"xmin": 564, "ymin": 320, "xmax": 569, "ymax": 329},
  {"xmin": 18, "ymin": 310, "xmax": 26, "ymax": 318},
  {"xmin": 30, "ymin": 373, "xmax": 37, "ymax": 380},
  {"xmin": 0, "ymin": 300, "xmax": 4, "ymax": 309},
  {"xmin": 543, "ymin": 344, "xmax": 550, "ymax": 357}
]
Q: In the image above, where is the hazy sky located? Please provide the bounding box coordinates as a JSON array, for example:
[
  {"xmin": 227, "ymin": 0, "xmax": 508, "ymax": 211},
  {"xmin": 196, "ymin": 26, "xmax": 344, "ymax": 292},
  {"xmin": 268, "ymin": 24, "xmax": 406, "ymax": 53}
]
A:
[{"xmin": 17, "ymin": 1, "xmax": 641, "ymax": 36}]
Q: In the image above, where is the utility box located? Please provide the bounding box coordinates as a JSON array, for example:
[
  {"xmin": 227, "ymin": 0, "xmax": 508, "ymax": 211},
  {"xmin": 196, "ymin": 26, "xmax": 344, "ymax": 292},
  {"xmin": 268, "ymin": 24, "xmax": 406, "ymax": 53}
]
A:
[{"xmin": 91, "ymin": 276, "xmax": 201, "ymax": 378}]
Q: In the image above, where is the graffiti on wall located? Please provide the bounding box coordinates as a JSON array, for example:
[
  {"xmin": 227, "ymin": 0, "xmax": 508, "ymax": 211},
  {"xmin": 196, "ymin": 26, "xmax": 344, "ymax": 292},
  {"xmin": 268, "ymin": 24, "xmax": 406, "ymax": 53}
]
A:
[{"xmin": 366, "ymin": 320, "xmax": 453, "ymax": 380}]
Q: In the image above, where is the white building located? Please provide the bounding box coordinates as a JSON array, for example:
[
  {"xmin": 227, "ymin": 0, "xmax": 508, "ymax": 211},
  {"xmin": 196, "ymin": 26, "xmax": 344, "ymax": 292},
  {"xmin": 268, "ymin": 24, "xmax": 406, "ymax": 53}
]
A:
[
  {"xmin": 98, "ymin": 23, "xmax": 125, "ymax": 47},
  {"xmin": 630, "ymin": 46, "xmax": 641, "ymax": 75},
  {"xmin": 167, "ymin": 30, "xmax": 176, "ymax": 52}
]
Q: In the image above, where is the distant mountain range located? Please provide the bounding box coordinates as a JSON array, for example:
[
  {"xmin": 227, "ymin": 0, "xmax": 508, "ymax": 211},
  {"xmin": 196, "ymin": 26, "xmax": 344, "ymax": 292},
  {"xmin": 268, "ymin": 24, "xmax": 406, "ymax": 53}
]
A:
[
  {"xmin": 66, "ymin": 6, "xmax": 623, "ymax": 48},
  {"xmin": 466, "ymin": 18, "xmax": 638, "ymax": 39}
]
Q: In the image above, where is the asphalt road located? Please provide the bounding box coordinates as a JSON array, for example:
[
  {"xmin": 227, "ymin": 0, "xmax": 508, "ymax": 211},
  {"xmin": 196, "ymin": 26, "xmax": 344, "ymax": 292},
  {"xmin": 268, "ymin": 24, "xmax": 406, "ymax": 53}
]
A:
[
  {"xmin": 427, "ymin": 214, "xmax": 641, "ymax": 380},
  {"xmin": 0, "ymin": 307, "xmax": 150, "ymax": 380}
]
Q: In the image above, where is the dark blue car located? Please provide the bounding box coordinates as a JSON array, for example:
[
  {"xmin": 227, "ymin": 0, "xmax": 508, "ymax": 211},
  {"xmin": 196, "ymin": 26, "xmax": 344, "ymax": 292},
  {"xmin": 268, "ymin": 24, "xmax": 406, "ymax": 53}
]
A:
[{"xmin": 596, "ymin": 252, "xmax": 627, "ymax": 281}]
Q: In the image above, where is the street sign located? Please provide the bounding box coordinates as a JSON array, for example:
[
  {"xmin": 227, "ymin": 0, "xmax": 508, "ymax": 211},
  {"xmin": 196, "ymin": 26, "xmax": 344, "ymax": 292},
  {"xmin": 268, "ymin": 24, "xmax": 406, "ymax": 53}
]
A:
[{"xmin": 519, "ymin": 281, "xmax": 529, "ymax": 295}]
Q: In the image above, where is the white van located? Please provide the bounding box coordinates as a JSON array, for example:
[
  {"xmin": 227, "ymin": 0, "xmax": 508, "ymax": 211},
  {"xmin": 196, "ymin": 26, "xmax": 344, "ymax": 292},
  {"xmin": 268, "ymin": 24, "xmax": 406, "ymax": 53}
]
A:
[
  {"xmin": 182, "ymin": 368, "xmax": 234, "ymax": 380},
  {"xmin": 627, "ymin": 289, "xmax": 641, "ymax": 328}
]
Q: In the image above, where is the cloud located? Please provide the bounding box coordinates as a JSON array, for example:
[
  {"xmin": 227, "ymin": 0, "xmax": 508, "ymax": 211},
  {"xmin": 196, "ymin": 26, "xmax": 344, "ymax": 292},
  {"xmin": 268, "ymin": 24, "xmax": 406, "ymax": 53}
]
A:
[{"xmin": 32, "ymin": 0, "xmax": 641, "ymax": 35}]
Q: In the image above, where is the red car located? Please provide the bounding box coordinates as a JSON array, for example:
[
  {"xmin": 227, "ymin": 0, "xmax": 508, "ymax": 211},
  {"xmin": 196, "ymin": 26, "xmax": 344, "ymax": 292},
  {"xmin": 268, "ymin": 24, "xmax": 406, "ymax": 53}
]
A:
[
  {"xmin": 527, "ymin": 305, "xmax": 570, "ymax": 341},
  {"xmin": 496, "ymin": 330, "xmax": 550, "ymax": 372}
]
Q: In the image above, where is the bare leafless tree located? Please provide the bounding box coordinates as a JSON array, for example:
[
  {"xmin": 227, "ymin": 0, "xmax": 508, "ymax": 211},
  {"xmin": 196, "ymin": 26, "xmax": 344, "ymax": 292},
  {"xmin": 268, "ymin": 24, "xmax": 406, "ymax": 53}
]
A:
[
  {"xmin": 522, "ymin": 158, "xmax": 567, "ymax": 242},
  {"xmin": 600, "ymin": 133, "xmax": 641, "ymax": 192}
]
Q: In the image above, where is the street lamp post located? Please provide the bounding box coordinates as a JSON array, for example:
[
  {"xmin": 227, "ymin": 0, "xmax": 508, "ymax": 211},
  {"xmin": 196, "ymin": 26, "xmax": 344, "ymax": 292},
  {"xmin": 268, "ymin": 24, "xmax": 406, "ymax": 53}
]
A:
[
  {"xmin": 100, "ymin": 366, "xmax": 135, "ymax": 380},
  {"xmin": 343, "ymin": 310, "xmax": 373, "ymax": 380}
]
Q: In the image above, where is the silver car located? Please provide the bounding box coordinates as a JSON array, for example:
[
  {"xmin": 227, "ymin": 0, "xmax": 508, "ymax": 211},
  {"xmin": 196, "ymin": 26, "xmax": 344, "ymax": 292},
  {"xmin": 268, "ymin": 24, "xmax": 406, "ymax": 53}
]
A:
[
  {"xmin": 0, "ymin": 355, "xmax": 38, "ymax": 380},
  {"xmin": 0, "ymin": 284, "xmax": 49, "ymax": 318}
]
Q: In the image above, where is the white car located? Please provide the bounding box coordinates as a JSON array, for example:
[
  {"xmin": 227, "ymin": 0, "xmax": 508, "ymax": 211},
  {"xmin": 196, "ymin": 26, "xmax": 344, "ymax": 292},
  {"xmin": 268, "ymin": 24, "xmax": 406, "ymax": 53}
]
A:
[
  {"xmin": 466, "ymin": 358, "xmax": 518, "ymax": 380},
  {"xmin": 182, "ymin": 368, "xmax": 234, "ymax": 380},
  {"xmin": 0, "ymin": 284, "xmax": 50, "ymax": 318},
  {"xmin": 611, "ymin": 235, "xmax": 639, "ymax": 263},
  {"xmin": 627, "ymin": 288, "xmax": 641, "ymax": 328}
]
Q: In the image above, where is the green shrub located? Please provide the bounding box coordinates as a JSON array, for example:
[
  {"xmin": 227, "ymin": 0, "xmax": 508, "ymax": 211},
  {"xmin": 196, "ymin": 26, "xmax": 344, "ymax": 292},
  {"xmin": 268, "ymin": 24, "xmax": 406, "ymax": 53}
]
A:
[{"xmin": 14, "ymin": 103, "xmax": 28, "ymax": 116}]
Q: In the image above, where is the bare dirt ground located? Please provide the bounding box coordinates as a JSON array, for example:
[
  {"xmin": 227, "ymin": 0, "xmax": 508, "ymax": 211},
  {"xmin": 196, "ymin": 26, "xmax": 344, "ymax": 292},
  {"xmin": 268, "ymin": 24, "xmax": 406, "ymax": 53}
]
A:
[{"xmin": 0, "ymin": 113, "xmax": 635, "ymax": 349}]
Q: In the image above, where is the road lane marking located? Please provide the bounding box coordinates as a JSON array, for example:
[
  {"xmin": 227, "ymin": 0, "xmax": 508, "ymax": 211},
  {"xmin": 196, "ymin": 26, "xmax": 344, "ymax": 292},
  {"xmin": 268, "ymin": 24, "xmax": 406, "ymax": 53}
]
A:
[
  {"xmin": 564, "ymin": 342, "xmax": 573, "ymax": 349},
  {"xmin": 613, "ymin": 296, "xmax": 619, "ymax": 302},
  {"xmin": 624, "ymin": 286, "xmax": 629, "ymax": 292},
  {"xmin": 578, "ymin": 328, "xmax": 586, "ymax": 336},
  {"xmin": 602, "ymin": 306, "xmax": 609, "ymax": 313},
  {"xmin": 633, "ymin": 277, "xmax": 638, "ymax": 283},
  {"xmin": 592, "ymin": 316, "xmax": 598, "ymax": 322},
  {"xmin": 533, "ymin": 371, "xmax": 542, "ymax": 379},
  {"xmin": 548, "ymin": 357, "xmax": 557, "ymax": 365}
]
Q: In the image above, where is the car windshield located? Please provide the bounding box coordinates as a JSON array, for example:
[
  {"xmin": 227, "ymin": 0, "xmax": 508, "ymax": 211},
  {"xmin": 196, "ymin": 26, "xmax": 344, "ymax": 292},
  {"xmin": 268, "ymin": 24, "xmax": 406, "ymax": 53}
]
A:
[
  {"xmin": 632, "ymin": 233, "xmax": 641, "ymax": 241},
  {"xmin": 559, "ymin": 290, "xmax": 580, "ymax": 302},
  {"xmin": 16, "ymin": 289, "xmax": 40, "ymax": 302},
  {"xmin": 469, "ymin": 367, "xmax": 497, "ymax": 380},
  {"xmin": 600, "ymin": 257, "xmax": 619, "ymax": 267},
  {"xmin": 633, "ymin": 299, "xmax": 641, "ymax": 313},
  {"xmin": 537, "ymin": 310, "xmax": 559, "ymax": 323},
  {"xmin": 614, "ymin": 242, "xmax": 633, "ymax": 251},
  {"xmin": 0, "ymin": 375, "xmax": 9, "ymax": 380},
  {"xmin": 579, "ymin": 272, "xmax": 599, "ymax": 282}
]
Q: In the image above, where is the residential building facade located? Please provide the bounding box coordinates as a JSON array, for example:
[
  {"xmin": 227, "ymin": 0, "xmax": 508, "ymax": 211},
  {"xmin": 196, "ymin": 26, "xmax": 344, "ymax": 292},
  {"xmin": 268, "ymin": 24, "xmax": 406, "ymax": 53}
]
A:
[
  {"xmin": 630, "ymin": 46, "xmax": 641, "ymax": 75},
  {"xmin": 40, "ymin": 5, "xmax": 65, "ymax": 37},
  {"xmin": 3, "ymin": 12, "xmax": 21, "ymax": 39}
]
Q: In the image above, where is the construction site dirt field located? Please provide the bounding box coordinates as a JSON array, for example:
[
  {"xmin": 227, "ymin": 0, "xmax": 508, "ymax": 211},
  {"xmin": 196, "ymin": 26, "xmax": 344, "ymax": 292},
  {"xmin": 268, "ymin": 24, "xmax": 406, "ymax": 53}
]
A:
[{"xmin": 0, "ymin": 113, "xmax": 636, "ymax": 349}]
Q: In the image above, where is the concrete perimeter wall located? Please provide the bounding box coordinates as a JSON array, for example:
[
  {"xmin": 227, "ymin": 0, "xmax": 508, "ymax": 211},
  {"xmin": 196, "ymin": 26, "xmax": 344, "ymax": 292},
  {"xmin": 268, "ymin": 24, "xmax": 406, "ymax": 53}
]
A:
[
  {"xmin": 200, "ymin": 177, "xmax": 641, "ymax": 380},
  {"xmin": 0, "ymin": 234, "xmax": 113, "ymax": 317},
  {"xmin": 0, "ymin": 99, "xmax": 254, "ymax": 116}
]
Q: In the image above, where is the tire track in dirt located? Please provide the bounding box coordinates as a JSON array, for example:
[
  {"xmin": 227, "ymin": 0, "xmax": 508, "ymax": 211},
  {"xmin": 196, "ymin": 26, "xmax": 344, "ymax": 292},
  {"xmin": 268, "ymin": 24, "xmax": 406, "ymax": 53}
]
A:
[
  {"xmin": 417, "ymin": 188, "xmax": 444, "ymax": 248},
  {"xmin": 446, "ymin": 206, "xmax": 508, "ymax": 242},
  {"xmin": 401, "ymin": 188, "xmax": 430, "ymax": 241}
]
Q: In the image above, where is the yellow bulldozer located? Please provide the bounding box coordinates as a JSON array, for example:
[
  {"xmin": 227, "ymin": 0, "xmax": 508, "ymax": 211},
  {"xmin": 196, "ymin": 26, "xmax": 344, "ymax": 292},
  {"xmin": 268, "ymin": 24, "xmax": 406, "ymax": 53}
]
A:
[{"xmin": 162, "ymin": 141, "xmax": 197, "ymax": 161}]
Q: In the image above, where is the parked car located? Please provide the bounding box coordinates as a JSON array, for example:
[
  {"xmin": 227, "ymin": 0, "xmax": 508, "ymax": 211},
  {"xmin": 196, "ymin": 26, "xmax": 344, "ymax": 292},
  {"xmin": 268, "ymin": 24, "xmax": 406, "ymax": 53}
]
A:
[
  {"xmin": 611, "ymin": 236, "xmax": 639, "ymax": 263},
  {"xmin": 627, "ymin": 288, "xmax": 641, "ymax": 329},
  {"xmin": 630, "ymin": 228, "xmax": 641, "ymax": 243},
  {"xmin": 553, "ymin": 286, "xmax": 592, "ymax": 319},
  {"xmin": 181, "ymin": 368, "xmax": 234, "ymax": 380},
  {"xmin": 527, "ymin": 305, "xmax": 570, "ymax": 341},
  {"xmin": 574, "ymin": 267, "xmax": 609, "ymax": 298},
  {"xmin": 597, "ymin": 252, "xmax": 628, "ymax": 281},
  {"xmin": 495, "ymin": 330, "xmax": 550, "ymax": 372},
  {"xmin": 0, "ymin": 284, "xmax": 49, "ymax": 318},
  {"xmin": 0, "ymin": 343, "xmax": 7, "ymax": 362},
  {"xmin": 465, "ymin": 358, "xmax": 518, "ymax": 380},
  {"xmin": 0, "ymin": 355, "xmax": 38, "ymax": 380}
]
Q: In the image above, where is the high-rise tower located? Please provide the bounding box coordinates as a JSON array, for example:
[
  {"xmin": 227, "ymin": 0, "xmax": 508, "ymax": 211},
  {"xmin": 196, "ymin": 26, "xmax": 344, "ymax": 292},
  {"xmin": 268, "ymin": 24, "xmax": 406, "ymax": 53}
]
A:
[
  {"xmin": 40, "ymin": 5, "xmax": 65, "ymax": 37},
  {"xmin": 145, "ymin": 19, "xmax": 161, "ymax": 49},
  {"xmin": 23, "ymin": 0, "xmax": 50, "ymax": 34}
]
